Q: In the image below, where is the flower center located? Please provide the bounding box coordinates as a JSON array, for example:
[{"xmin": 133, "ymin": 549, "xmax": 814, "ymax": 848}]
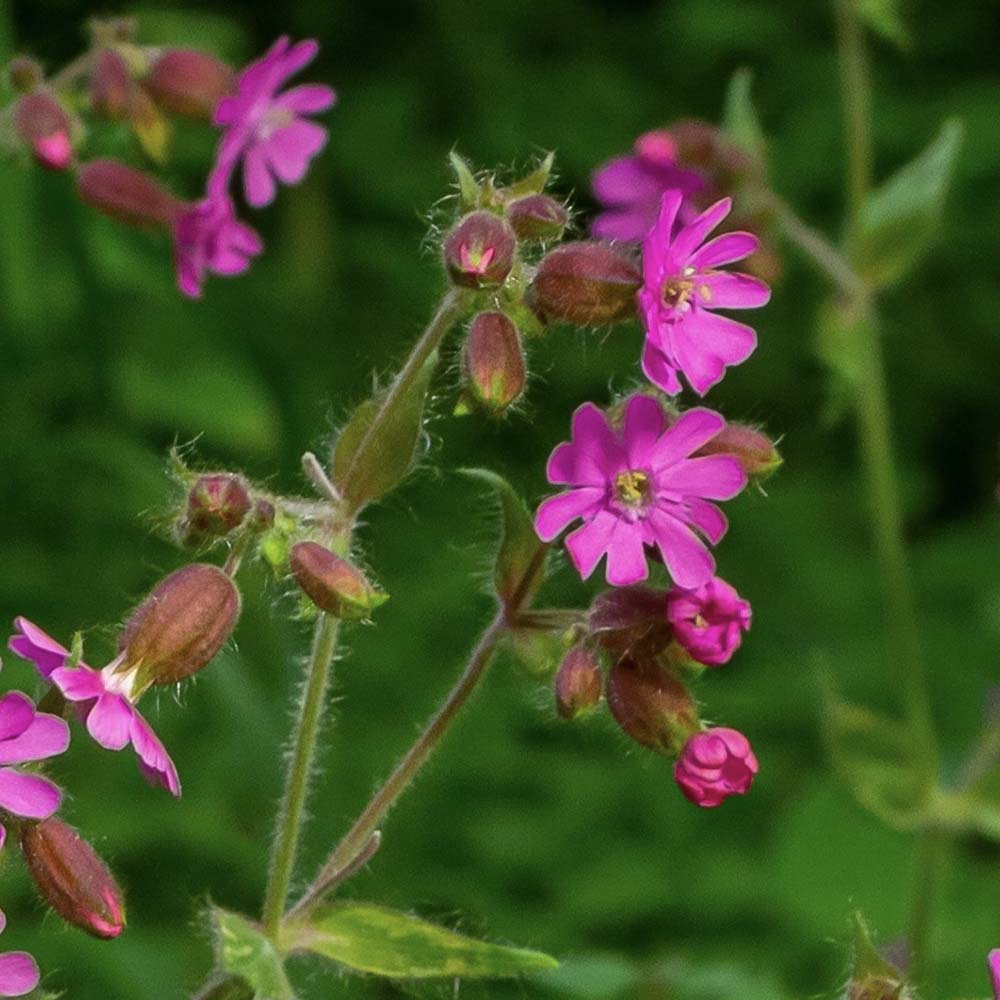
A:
[
  {"xmin": 661, "ymin": 266, "xmax": 710, "ymax": 312},
  {"xmin": 459, "ymin": 242, "xmax": 496, "ymax": 275},
  {"xmin": 256, "ymin": 106, "xmax": 296, "ymax": 141},
  {"xmin": 614, "ymin": 469, "xmax": 651, "ymax": 506}
]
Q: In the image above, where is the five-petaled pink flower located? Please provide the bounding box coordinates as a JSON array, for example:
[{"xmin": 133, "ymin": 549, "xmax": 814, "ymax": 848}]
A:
[
  {"xmin": 8, "ymin": 619, "xmax": 180, "ymax": 797},
  {"xmin": 0, "ymin": 688, "xmax": 68, "ymax": 838},
  {"xmin": 674, "ymin": 726, "xmax": 758, "ymax": 808},
  {"xmin": 0, "ymin": 911, "xmax": 39, "ymax": 998},
  {"xmin": 591, "ymin": 129, "xmax": 704, "ymax": 242},
  {"xmin": 213, "ymin": 36, "xmax": 336, "ymax": 208},
  {"xmin": 535, "ymin": 395, "xmax": 747, "ymax": 589},
  {"xmin": 666, "ymin": 575, "xmax": 751, "ymax": 666},
  {"xmin": 639, "ymin": 191, "xmax": 770, "ymax": 397},
  {"xmin": 989, "ymin": 950, "xmax": 1000, "ymax": 1000}
]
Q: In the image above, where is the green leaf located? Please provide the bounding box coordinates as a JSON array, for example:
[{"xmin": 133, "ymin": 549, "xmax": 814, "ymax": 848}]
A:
[
  {"xmin": 504, "ymin": 151, "xmax": 556, "ymax": 199},
  {"xmin": 449, "ymin": 151, "xmax": 481, "ymax": 211},
  {"xmin": 192, "ymin": 973, "xmax": 256, "ymax": 1000},
  {"xmin": 331, "ymin": 351, "xmax": 438, "ymax": 512},
  {"xmin": 856, "ymin": 0, "xmax": 910, "ymax": 48},
  {"xmin": 457, "ymin": 468, "xmax": 548, "ymax": 609},
  {"xmin": 283, "ymin": 901, "xmax": 558, "ymax": 979},
  {"xmin": 211, "ymin": 909, "xmax": 294, "ymax": 1000},
  {"xmin": 856, "ymin": 120, "xmax": 963, "ymax": 288},
  {"xmin": 722, "ymin": 68, "xmax": 766, "ymax": 165},
  {"xmin": 822, "ymin": 688, "xmax": 936, "ymax": 829}
]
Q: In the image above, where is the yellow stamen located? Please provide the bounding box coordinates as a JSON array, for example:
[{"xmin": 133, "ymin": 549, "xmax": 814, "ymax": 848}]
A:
[{"xmin": 614, "ymin": 470, "xmax": 649, "ymax": 505}]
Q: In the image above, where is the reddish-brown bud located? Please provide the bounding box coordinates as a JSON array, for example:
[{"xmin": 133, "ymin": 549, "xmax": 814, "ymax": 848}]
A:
[
  {"xmin": 588, "ymin": 586, "xmax": 672, "ymax": 659},
  {"xmin": 14, "ymin": 91, "xmax": 73, "ymax": 170},
  {"xmin": 463, "ymin": 311, "xmax": 526, "ymax": 414},
  {"xmin": 695, "ymin": 422, "xmax": 782, "ymax": 478},
  {"xmin": 186, "ymin": 474, "xmax": 253, "ymax": 538},
  {"xmin": 554, "ymin": 644, "xmax": 603, "ymax": 719},
  {"xmin": 146, "ymin": 50, "xmax": 235, "ymax": 119},
  {"xmin": 250, "ymin": 498, "xmax": 276, "ymax": 530},
  {"xmin": 532, "ymin": 242, "xmax": 640, "ymax": 325},
  {"xmin": 76, "ymin": 159, "xmax": 182, "ymax": 229},
  {"xmin": 506, "ymin": 194, "xmax": 568, "ymax": 241},
  {"xmin": 6, "ymin": 56, "xmax": 43, "ymax": 93},
  {"xmin": 290, "ymin": 541, "xmax": 388, "ymax": 620},
  {"xmin": 90, "ymin": 48, "xmax": 131, "ymax": 118},
  {"xmin": 119, "ymin": 563, "xmax": 241, "ymax": 685},
  {"xmin": 443, "ymin": 211, "xmax": 516, "ymax": 289},
  {"xmin": 21, "ymin": 818, "xmax": 126, "ymax": 940},
  {"xmin": 606, "ymin": 657, "xmax": 699, "ymax": 755}
]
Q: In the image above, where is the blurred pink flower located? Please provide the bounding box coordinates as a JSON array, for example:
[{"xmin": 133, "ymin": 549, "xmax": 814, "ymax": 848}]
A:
[
  {"xmin": 535, "ymin": 395, "xmax": 747, "ymax": 588},
  {"xmin": 639, "ymin": 191, "xmax": 769, "ymax": 396},
  {"xmin": 989, "ymin": 950, "xmax": 1000, "ymax": 999},
  {"xmin": 0, "ymin": 911, "xmax": 39, "ymax": 998},
  {"xmin": 674, "ymin": 727, "xmax": 758, "ymax": 807},
  {"xmin": 666, "ymin": 575, "xmax": 751, "ymax": 666}
]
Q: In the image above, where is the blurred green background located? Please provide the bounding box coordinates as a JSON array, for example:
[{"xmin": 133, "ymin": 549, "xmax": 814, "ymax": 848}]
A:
[{"xmin": 1, "ymin": 0, "xmax": 999, "ymax": 997}]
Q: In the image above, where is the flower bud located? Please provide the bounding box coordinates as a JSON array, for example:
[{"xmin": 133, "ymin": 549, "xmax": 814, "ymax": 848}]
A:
[
  {"xmin": 666, "ymin": 576, "xmax": 751, "ymax": 667},
  {"xmin": 290, "ymin": 541, "xmax": 388, "ymax": 620},
  {"xmin": 695, "ymin": 422, "xmax": 782, "ymax": 478},
  {"xmin": 250, "ymin": 498, "xmax": 276, "ymax": 530},
  {"xmin": 554, "ymin": 645, "xmax": 603, "ymax": 719},
  {"xmin": 76, "ymin": 159, "xmax": 182, "ymax": 229},
  {"xmin": 674, "ymin": 727, "xmax": 758, "ymax": 807},
  {"xmin": 14, "ymin": 92, "xmax": 73, "ymax": 170},
  {"xmin": 6, "ymin": 56, "xmax": 43, "ymax": 93},
  {"xmin": 20, "ymin": 818, "xmax": 125, "ymax": 939},
  {"xmin": 146, "ymin": 50, "xmax": 235, "ymax": 119},
  {"xmin": 606, "ymin": 658, "xmax": 698, "ymax": 755},
  {"xmin": 90, "ymin": 48, "xmax": 131, "ymax": 118},
  {"xmin": 847, "ymin": 978, "xmax": 909, "ymax": 1000},
  {"xmin": 186, "ymin": 474, "xmax": 252, "ymax": 539},
  {"xmin": 506, "ymin": 194, "xmax": 567, "ymax": 241},
  {"xmin": 463, "ymin": 311, "xmax": 526, "ymax": 414},
  {"xmin": 532, "ymin": 242, "xmax": 640, "ymax": 326},
  {"xmin": 589, "ymin": 586, "xmax": 671, "ymax": 659},
  {"xmin": 443, "ymin": 210, "xmax": 516, "ymax": 289},
  {"xmin": 119, "ymin": 563, "xmax": 241, "ymax": 685}
]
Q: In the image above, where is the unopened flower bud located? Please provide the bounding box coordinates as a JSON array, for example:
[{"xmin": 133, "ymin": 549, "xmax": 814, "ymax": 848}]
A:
[
  {"xmin": 443, "ymin": 211, "xmax": 516, "ymax": 289},
  {"xmin": 14, "ymin": 92, "xmax": 73, "ymax": 170},
  {"xmin": 186, "ymin": 474, "xmax": 252, "ymax": 538},
  {"xmin": 146, "ymin": 50, "xmax": 235, "ymax": 119},
  {"xmin": 666, "ymin": 576, "xmax": 751, "ymax": 667},
  {"xmin": 606, "ymin": 657, "xmax": 698, "ymax": 755},
  {"xmin": 6, "ymin": 56, "xmax": 42, "ymax": 93},
  {"xmin": 506, "ymin": 194, "xmax": 567, "ymax": 241},
  {"xmin": 250, "ymin": 498, "xmax": 276, "ymax": 530},
  {"xmin": 695, "ymin": 422, "xmax": 781, "ymax": 478},
  {"xmin": 290, "ymin": 541, "xmax": 388, "ymax": 620},
  {"xmin": 674, "ymin": 727, "xmax": 758, "ymax": 807},
  {"xmin": 463, "ymin": 311, "xmax": 526, "ymax": 414},
  {"xmin": 76, "ymin": 159, "xmax": 182, "ymax": 229},
  {"xmin": 20, "ymin": 818, "xmax": 125, "ymax": 940},
  {"xmin": 589, "ymin": 586, "xmax": 671, "ymax": 659},
  {"xmin": 90, "ymin": 48, "xmax": 131, "ymax": 118},
  {"xmin": 554, "ymin": 644, "xmax": 603, "ymax": 719},
  {"xmin": 119, "ymin": 563, "xmax": 241, "ymax": 685},
  {"xmin": 532, "ymin": 242, "xmax": 640, "ymax": 325}
]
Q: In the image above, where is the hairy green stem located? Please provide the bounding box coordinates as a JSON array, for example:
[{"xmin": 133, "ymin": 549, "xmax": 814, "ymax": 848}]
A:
[{"xmin": 261, "ymin": 613, "xmax": 341, "ymax": 939}]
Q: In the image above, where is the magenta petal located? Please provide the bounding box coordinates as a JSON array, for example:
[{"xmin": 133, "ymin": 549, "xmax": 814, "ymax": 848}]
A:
[
  {"xmin": 623, "ymin": 394, "xmax": 666, "ymax": 467},
  {"xmin": 569, "ymin": 402, "xmax": 624, "ymax": 475},
  {"xmin": 592, "ymin": 157, "xmax": 664, "ymax": 206},
  {"xmin": 591, "ymin": 208, "xmax": 656, "ymax": 242},
  {"xmin": 0, "ymin": 693, "xmax": 34, "ymax": 743},
  {"xmin": 8, "ymin": 618, "xmax": 71, "ymax": 679},
  {"xmin": 275, "ymin": 83, "xmax": 337, "ymax": 114},
  {"xmin": 699, "ymin": 271, "xmax": 771, "ymax": 309},
  {"xmin": 604, "ymin": 522, "xmax": 649, "ymax": 586},
  {"xmin": 641, "ymin": 338, "xmax": 682, "ymax": 396},
  {"xmin": 265, "ymin": 119, "xmax": 328, "ymax": 184},
  {"xmin": 243, "ymin": 144, "xmax": 276, "ymax": 207},
  {"xmin": 130, "ymin": 713, "xmax": 181, "ymax": 797},
  {"xmin": 689, "ymin": 231, "xmax": 759, "ymax": 269},
  {"xmin": 279, "ymin": 39, "xmax": 321, "ymax": 79},
  {"xmin": 86, "ymin": 693, "xmax": 133, "ymax": 751},
  {"xmin": 51, "ymin": 663, "xmax": 106, "ymax": 701},
  {"xmin": 0, "ymin": 768, "xmax": 61, "ymax": 819},
  {"xmin": 671, "ymin": 310, "xmax": 757, "ymax": 394},
  {"xmin": 534, "ymin": 489, "xmax": 604, "ymax": 542},
  {"xmin": 988, "ymin": 950, "xmax": 1000, "ymax": 998},
  {"xmin": 0, "ymin": 714, "xmax": 69, "ymax": 765},
  {"xmin": 686, "ymin": 499, "xmax": 729, "ymax": 545},
  {"xmin": 649, "ymin": 408, "xmax": 725, "ymax": 470},
  {"xmin": 0, "ymin": 825, "xmax": 5, "ymax": 852},
  {"xmin": 667, "ymin": 456, "xmax": 747, "ymax": 500},
  {"xmin": 0, "ymin": 951, "xmax": 40, "ymax": 996},
  {"xmin": 643, "ymin": 191, "xmax": 684, "ymax": 286},
  {"xmin": 546, "ymin": 442, "xmax": 607, "ymax": 486},
  {"xmin": 648, "ymin": 511, "xmax": 716, "ymax": 589},
  {"xmin": 565, "ymin": 509, "xmax": 618, "ymax": 580},
  {"xmin": 671, "ymin": 197, "xmax": 732, "ymax": 262}
]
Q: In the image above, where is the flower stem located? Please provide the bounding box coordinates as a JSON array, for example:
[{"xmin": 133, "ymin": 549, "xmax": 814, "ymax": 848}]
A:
[
  {"xmin": 261, "ymin": 613, "xmax": 341, "ymax": 939},
  {"xmin": 288, "ymin": 608, "xmax": 509, "ymax": 917}
]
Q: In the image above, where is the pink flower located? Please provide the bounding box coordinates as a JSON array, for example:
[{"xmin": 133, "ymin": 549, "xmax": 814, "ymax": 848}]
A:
[
  {"xmin": 212, "ymin": 36, "xmax": 336, "ymax": 208},
  {"xmin": 674, "ymin": 727, "xmax": 758, "ymax": 807},
  {"xmin": 638, "ymin": 191, "xmax": 770, "ymax": 396},
  {"xmin": 989, "ymin": 950, "xmax": 1000, "ymax": 1000},
  {"xmin": 591, "ymin": 129, "xmax": 704, "ymax": 242},
  {"xmin": 173, "ymin": 195, "xmax": 263, "ymax": 299},
  {"xmin": 0, "ymin": 912, "xmax": 39, "ymax": 998},
  {"xmin": 535, "ymin": 395, "xmax": 747, "ymax": 589},
  {"xmin": 8, "ymin": 619, "xmax": 180, "ymax": 797},
  {"xmin": 666, "ymin": 575, "xmax": 751, "ymax": 666},
  {"xmin": 0, "ymin": 689, "xmax": 68, "ymax": 837}
]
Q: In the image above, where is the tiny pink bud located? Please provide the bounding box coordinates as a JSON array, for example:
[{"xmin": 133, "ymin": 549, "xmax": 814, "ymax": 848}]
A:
[
  {"xmin": 674, "ymin": 727, "xmax": 758, "ymax": 807},
  {"xmin": 589, "ymin": 586, "xmax": 672, "ymax": 659},
  {"xmin": 89, "ymin": 48, "xmax": 131, "ymax": 118},
  {"xmin": 6, "ymin": 55, "xmax": 43, "ymax": 93},
  {"xmin": 532, "ymin": 242, "xmax": 641, "ymax": 326},
  {"xmin": 76, "ymin": 158, "xmax": 182, "ymax": 229},
  {"xmin": 554, "ymin": 644, "xmax": 603, "ymax": 719},
  {"xmin": 606, "ymin": 657, "xmax": 699, "ymax": 755},
  {"xmin": 506, "ymin": 194, "xmax": 568, "ymax": 241},
  {"xmin": 119, "ymin": 563, "xmax": 241, "ymax": 685},
  {"xmin": 666, "ymin": 576, "xmax": 751, "ymax": 667},
  {"xmin": 146, "ymin": 50, "xmax": 235, "ymax": 119},
  {"xmin": 290, "ymin": 541, "xmax": 389, "ymax": 620},
  {"xmin": 443, "ymin": 210, "xmax": 516, "ymax": 289},
  {"xmin": 21, "ymin": 818, "xmax": 126, "ymax": 940},
  {"xmin": 464, "ymin": 311, "xmax": 526, "ymax": 414},
  {"xmin": 186, "ymin": 473, "xmax": 252, "ymax": 539},
  {"xmin": 33, "ymin": 131, "xmax": 72, "ymax": 170},
  {"xmin": 14, "ymin": 91, "xmax": 73, "ymax": 169},
  {"xmin": 695, "ymin": 422, "xmax": 782, "ymax": 478},
  {"xmin": 634, "ymin": 128, "xmax": 677, "ymax": 165}
]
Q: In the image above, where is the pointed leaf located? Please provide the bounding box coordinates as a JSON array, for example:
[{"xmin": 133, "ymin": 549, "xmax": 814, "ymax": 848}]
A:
[
  {"xmin": 856, "ymin": 120, "xmax": 963, "ymax": 288},
  {"xmin": 283, "ymin": 901, "xmax": 558, "ymax": 979},
  {"xmin": 211, "ymin": 909, "xmax": 294, "ymax": 1000},
  {"xmin": 857, "ymin": 0, "xmax": 910, "ymax": 48},
  {"xmin": 458, "ymin": 468, "xmax": 548, "ymax": 609},
  {"xmin": 332, "ymin": 351, "xmax": 438, "ymax": 512},
  {"xmin": 449, "ymin": 151, "xmax": 481, "ymax": 211},
  {"xmin": 504, "ymin": 152, "xmax": 556, "ymax": 200},
  {"xmin": 722, "ymin": 68, "xmax": 766, "ymax": 166}
]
